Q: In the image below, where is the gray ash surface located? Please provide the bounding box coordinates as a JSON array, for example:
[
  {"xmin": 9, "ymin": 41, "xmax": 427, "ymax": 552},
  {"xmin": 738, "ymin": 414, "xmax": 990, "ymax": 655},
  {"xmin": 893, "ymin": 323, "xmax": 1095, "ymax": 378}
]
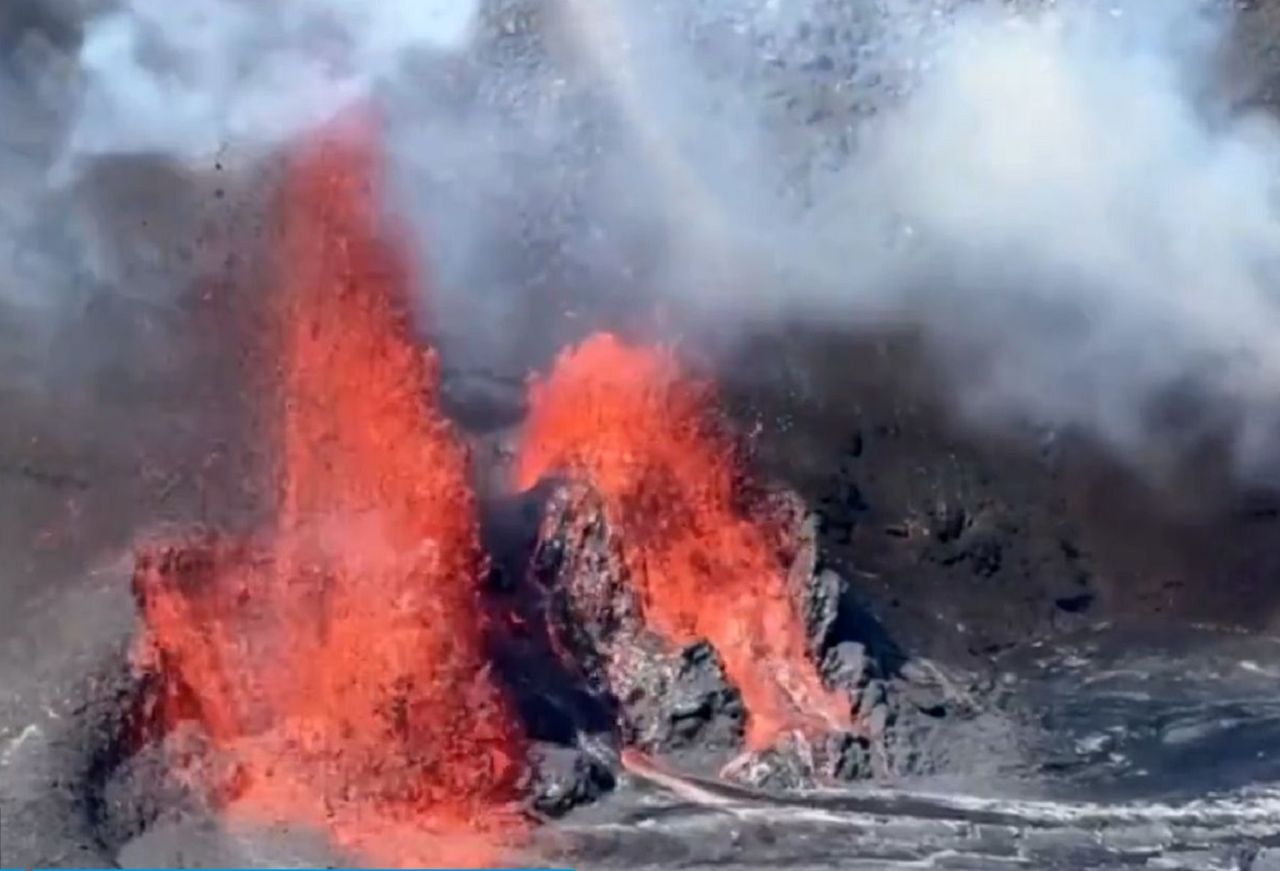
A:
[
  {"xmin": 540, "ymin": 625, "xmax": 1280, "ymax": 871},
  {"xmin": 10, "ymin": 493, "xmax": 1280, "ymax": 870}
]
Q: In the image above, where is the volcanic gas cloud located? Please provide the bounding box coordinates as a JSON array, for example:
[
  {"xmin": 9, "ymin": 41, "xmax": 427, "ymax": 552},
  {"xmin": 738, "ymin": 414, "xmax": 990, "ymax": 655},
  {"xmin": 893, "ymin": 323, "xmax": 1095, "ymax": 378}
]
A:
[
  {"xmin": 132, "ymin": 118, "xmax": 526, "ymax": 867},
  {"xmin": 517, "ymin": 333, "xmax": 850, "ymax": 748}
]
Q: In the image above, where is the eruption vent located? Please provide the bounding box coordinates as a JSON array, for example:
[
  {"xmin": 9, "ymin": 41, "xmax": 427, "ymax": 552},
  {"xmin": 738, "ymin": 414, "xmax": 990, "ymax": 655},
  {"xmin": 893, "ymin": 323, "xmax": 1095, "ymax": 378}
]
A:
[
  {"xmin": 517, "ymin": 332, "xmax": 850, "ymax": 748},
  {"xmin": 132, "ymin": 117, "xmax": 526, "ymax": 867}
]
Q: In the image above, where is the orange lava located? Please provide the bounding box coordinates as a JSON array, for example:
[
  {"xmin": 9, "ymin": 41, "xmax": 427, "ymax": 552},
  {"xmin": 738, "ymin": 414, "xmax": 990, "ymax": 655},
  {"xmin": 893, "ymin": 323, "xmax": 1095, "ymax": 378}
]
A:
[
  {"xmin": 132, "ymin": 116, "xmax": 526, "ymax": 867},
  {"xmin": 516, "ymin": 332, "xmax": 851, "ymax": 748}
]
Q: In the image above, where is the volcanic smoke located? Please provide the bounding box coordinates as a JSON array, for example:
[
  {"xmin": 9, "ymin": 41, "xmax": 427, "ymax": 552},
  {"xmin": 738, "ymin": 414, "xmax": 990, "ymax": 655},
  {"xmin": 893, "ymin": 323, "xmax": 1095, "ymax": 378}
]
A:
[
  {"xmin": 131, "ymin": 118, "xmax": 527, "ymax": 867},
  {"xmin": 516, "ymin": 333, "xmax": 851, "ymax": 748}
]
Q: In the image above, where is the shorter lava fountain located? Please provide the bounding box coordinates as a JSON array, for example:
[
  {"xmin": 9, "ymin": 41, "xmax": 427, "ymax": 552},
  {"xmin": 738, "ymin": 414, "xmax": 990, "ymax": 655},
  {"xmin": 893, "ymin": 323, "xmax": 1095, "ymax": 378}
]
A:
[
  {"xmin": 130, "ymin": 118, "xmax": 527, "ymax": 867},
  {"xmin": 517, "ymin": 333, "xmax": 852, "ymax": 748}
]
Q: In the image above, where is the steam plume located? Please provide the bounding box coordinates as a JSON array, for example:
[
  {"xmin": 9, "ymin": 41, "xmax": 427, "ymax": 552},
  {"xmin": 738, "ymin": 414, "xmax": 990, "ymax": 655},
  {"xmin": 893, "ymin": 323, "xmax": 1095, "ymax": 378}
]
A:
[{"xmin": 21, "ymin": 0, "xmax": 1280, "ymax": 481}]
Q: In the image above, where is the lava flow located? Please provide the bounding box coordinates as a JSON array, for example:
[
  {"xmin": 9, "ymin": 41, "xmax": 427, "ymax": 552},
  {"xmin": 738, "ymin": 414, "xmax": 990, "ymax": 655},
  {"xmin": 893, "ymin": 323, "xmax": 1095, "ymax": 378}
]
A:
[
  {"xmin": 131, "ymin": 117, "xmax": 526, "ymax": 867},
  {"xmin": 516, "ymin": 332, "xmax": 851, "ymax": 748}
]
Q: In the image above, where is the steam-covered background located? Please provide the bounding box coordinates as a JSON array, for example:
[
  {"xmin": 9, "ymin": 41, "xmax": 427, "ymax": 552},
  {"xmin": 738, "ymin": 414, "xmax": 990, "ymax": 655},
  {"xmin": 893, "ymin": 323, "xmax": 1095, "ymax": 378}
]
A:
[
  {"xmin": 8, "ymin": 0, "xmax": 1280, "ymax": 649},
  {"xmin": 13, "ymin": 0, "xmax": 1280, "ymax": 467}
]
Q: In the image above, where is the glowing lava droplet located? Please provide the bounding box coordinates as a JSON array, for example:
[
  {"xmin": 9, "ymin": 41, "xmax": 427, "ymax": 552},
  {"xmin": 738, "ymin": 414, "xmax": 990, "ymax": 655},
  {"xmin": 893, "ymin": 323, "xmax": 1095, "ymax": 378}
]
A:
[
  {"xmin": 516, "ymin": 332, "xmax": 851, "ymax": 748},
  {"xmin": 132, "ymin": 115, "xmax": 526, "ymax": 867}
]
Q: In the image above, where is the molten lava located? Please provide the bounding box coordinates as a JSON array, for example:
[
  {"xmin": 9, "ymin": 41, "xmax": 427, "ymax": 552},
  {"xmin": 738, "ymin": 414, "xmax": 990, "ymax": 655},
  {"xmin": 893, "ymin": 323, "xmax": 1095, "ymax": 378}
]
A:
[
  {"xmin": 516, "ymin": 332, "xmax": 851, "ymax": 748},
  {"xmin": 132, "ymin": 118, "xmax": 526, "ymax": 866}
]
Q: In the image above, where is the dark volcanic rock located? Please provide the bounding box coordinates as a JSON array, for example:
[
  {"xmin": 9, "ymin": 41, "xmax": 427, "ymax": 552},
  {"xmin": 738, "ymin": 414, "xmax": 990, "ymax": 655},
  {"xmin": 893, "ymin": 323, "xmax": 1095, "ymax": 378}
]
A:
[
  {"xmin": 616, "ymin": 640, "xmax": 747, "ymax": 762},
  {"xmin": 531, "ymin": 483, "xmax": 748, "ymax": 770},
  {"xmin": 524, "ymin": 742, "xmax": 616, "ymax": 818},
  {"xmin": 723, "ymin": 730, "xmax": 874, "ymax": 790},
  {"xmin": 531, "ymin": 483, "xmax": 646, "ymax": 693},
  {"xmin": 526, "ymin": 479, "xmax": 953, "ymax": 788},
  {"xmin": 92, "ymin": 724, "xmax": 212, "ymax": 853}
]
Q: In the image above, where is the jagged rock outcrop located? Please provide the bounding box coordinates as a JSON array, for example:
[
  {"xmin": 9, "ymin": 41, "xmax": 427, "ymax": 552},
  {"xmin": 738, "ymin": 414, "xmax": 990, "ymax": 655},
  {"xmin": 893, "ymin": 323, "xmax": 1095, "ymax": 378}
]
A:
[{"xmin": 525, "ymin": 480, "xmax": 944, "ymax": 789}]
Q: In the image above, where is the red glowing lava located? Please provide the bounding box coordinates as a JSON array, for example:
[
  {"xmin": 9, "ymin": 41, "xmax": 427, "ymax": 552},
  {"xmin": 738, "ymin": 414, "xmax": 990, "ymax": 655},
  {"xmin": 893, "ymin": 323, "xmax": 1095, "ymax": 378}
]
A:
[
  {"xmin": 132, "ymin": 116, "xmax": 526, "ymax": 867},
  {"xmin": 516, "ymin": 332, "xmax": 851, "ymax": 748}
]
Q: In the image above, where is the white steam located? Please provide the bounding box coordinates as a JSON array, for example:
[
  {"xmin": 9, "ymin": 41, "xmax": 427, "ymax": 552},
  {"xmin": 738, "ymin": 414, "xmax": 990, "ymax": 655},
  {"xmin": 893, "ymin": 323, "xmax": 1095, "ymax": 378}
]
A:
[
  {"xmin": 66, "ymin": 0, "xmax": 480, "ymax": 162},
  {"xmin": 802, "ymin": 2, "xmax": 1280, "ymax": 473},
  {"xmin": 39, "ymin": 0, "xmax": 1280, "ymax": 479}
]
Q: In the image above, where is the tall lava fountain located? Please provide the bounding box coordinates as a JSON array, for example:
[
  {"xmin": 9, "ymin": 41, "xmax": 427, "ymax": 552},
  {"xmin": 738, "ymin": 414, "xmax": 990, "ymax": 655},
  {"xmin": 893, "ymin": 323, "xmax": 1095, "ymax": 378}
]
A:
[{"xmin": 131, "ymin": 117, "xmax": 527, "ymax": 867}]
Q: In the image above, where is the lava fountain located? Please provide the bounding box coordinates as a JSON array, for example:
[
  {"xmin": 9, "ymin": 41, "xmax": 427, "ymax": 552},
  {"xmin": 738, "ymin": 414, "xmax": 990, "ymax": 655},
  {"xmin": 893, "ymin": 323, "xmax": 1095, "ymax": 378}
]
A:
[
  {"xmin": 516, "ymin": 332, "xmax": 851, "ymax": 748},
  {"xmin": 131, "ymin": 116, "xmax": 527, "ymax": 867}
]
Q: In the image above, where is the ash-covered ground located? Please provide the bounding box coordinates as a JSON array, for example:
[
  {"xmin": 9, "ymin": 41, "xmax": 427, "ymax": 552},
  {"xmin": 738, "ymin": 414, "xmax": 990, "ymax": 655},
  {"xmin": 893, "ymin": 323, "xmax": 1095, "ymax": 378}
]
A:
[{"xmin": 9, "ymin": 1, "xmax": 1280, "ymax": 870}]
